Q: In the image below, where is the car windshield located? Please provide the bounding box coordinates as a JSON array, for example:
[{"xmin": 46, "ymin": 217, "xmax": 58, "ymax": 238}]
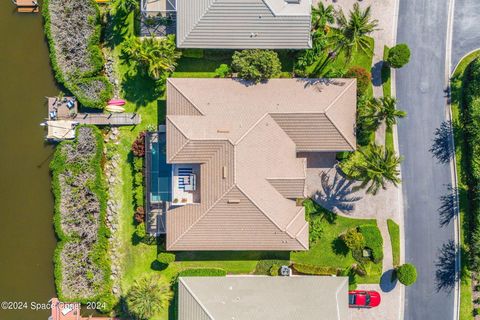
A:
[
  {"xmin": 366, "ymin": 293, "xmax": 371, "ymax": 305},
  {"xmin": 349, "ymin": 294, "xmax": 356, "ymax": 305}
]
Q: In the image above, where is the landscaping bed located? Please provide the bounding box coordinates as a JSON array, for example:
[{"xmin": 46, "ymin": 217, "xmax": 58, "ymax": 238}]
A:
[
  {"xmin": 43, "ymin": 0, "xmax": 112, "ymax": 108},
  {"xmin": 50, "ymin": 126, "xmax": 113, "ymax": 310}
]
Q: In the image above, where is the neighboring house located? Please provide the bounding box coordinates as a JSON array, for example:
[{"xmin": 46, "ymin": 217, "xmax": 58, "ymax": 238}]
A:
[
  {"xmin": 141, "ymin": 0, "xmax": 312, "ymax": 49},
  {"xmin": 178, "ymin": 276, "xmax": 349, "ymax": 320},
  {"xmin": 145, "ymin": 78, "xmax": 357, "ymax": 251}
]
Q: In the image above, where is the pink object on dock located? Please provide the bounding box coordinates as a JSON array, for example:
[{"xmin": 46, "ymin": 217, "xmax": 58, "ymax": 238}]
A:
[{"xmin": 108, "ymin": 99, "xmax": 126, "ymax": 106}]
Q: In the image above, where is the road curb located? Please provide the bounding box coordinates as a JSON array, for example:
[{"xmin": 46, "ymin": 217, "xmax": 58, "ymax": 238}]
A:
[{"xmin": 445, "ymin": 0, "xmax": 461, "ymax": 318}]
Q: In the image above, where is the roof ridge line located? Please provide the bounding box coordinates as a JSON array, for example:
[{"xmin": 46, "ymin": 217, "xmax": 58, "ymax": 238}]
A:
[
  {"xmin": 235, "ymin": 185, "xmax": 305, "ymax": 248},
  {"xmin": 325, "ymin": 112, "xmax": 356, "ymax": 150},
  {"xmin": 177, "ymin": 0, "xmax": 217, "ymax": 47},
  {"xmin": 169, "ymin": 184, "xmax": 236, "ymax": 248},
  {"xmin": 323, "ymin": 79, "xmax": 356, "ymax": 113},
  {"xmin": 167, "ymin": 79, "xmax": 206, "ymax": 116},
  {"xmin": 167, "ymin": 118, "xmax": 191, "ymax": 162},
  {"xmin": 295, "ymin": 221, "xmax": 309, "ymax": 249},
  {"xmin": 234, "ymin": 112, "xmax": 270, "ymax": 145},
  {"xmin": 284, "ymin": 206, "xmax": 305, "ymax": 234},
  {"xmin": 179, "ymin": 278, "xmax": 215, "ymax": 320}
]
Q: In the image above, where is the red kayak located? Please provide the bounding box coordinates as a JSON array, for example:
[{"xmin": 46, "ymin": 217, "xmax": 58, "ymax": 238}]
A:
[{"xmin": 108, "ymin": 99, "xmax": 126, "ymax": 106}]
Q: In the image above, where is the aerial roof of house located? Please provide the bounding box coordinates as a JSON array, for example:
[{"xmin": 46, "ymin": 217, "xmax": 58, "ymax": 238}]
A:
[
  {"xmin": 176, "ymin": 0, "xmax": 312, "ymax": 49},
  {"xmin": 165, "ymin": 78, "xmax": 356, "ymax": 251},
  {"xmin": 178, "ymin": 276, "xmax": 349, "ymax": 320}
]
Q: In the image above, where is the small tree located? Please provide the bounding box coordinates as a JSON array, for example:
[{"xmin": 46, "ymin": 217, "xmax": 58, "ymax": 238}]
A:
[
  {"xmin": 157, "ymin": 252, "xmax": 176, "ymax": 266},
  {"xmin": 134, "ymin": 207, "xmax": 145, "ymax": 223},
  {"xmin": 345, "ymin": 66, "xmax": 371, "ymax": 97},
  {"xmin": 132, "ymin": 131, "xmax": 146, "ymax": 157},
  {"xmin": 231, "ymin": 49, "xmax": 282, "ymax": 83},
  {"xmin": 126, "ymin": 276, "xmax": 173, "ymax": 320},
  {"xmin": 215, "ymin": 64, "xmax": 232, "ymax": 78},
  {"xmin": 269, "ymin": 264, "xmax": 280, "ymax": 276},
  {"xmin": 343, "ymin": 228, "xmax": 365, "ymax": 250},
  {"xmin": 396, "ymin": 263, "xmax": 417, "ymax": 286},
  {"xmin": 387, "ymin": 44, "xmax": 411, "ymax": 69}
]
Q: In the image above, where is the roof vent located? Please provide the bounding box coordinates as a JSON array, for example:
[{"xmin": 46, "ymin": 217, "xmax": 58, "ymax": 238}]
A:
[
  {"xmin": 285, "ymin": 0, "xmax": 300, "ymax": 3},
  {"xmin": 217, "ymin": 129, "xmax": 230, "ymax": 133},
  {"xmin": 228, "ymin": 199, "xmax": 240, "ymax": 204}
]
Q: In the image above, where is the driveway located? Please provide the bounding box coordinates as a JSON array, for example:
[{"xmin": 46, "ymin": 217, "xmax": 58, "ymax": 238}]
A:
[
  {"xmin": 396, "ymin": 0, "xmax": 456, "ymax": 319},
  {"xmin": 452, "ymin": 0, "xmax": 480, "ymax": 70}
]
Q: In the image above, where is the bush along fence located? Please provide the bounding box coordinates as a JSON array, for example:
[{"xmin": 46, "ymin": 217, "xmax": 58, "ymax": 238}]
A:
[
  {"xmin": 460, "ymin": 58, "xmax": 480, "ymax": 272},
  {"xmin": 43, "ymin": 0, "xmax": 112, "ymax": 109},
  {"xmin": 50, "ymin": 126, "xmax": 114, "ymax": 311}
]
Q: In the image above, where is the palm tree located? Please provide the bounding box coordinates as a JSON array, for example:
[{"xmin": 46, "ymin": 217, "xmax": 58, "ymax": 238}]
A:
[
  {"xmin": 311, "ymin": 2, "xmax": 335, "ymax": 33},
  {"xmin": 332, "ymin": 3, "xmax": 379, "ymax": 61},
  {"xmin": 346, "ymin": 143, "xmax": 402, "ymax": 195},
  {"xmin": 358, "ymin": 97, "xmax": 382, "ymax": 132},
  {"xmin": 114, "ymin": 0, "xmax": 139, "ymax": 14},
  {"xmin": 377, "ymin": 97, "xmax": 407, "ymax": 128},
  {"xmin": 122, "ymin": 35, "xmax": 181, "ymax": 80},
  {"xmin": 126, "ymin": 276, "xmax": 173, "ymax": 320}
]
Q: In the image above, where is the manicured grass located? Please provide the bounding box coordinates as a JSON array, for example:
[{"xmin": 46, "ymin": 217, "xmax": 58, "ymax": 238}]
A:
[
  {"xmin": 291, "ymin": 200, "xmax": 383, "ymax": 284},
  {"xmin": 387, "ymin": 219, "xmax": 400, "ymax": 267},
  {"xmin": 385, "ymin": 125, "xmax": 394, "ymax": 152},
  {"xmin": 450, "ymin": 51, "xmax": 477, "ymax": 320},
  {"xmin": 382, "ymin": 45, "xmax": 392, "ymax": 98}
]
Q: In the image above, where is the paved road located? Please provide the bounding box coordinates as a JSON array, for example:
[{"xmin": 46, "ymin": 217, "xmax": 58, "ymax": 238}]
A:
[
  {"xmin": 396, "ymin": 0, "xmax": 456, "ymax": 319},
  {"xmin": 452, "ymin": 0, "xmax": 480, "ymax": 70}
]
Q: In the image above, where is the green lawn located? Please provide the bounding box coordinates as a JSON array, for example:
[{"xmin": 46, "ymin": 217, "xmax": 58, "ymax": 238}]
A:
[
  {"xmin": 387, "ymin": 219, "xmax": 400, "ymax": 267},
  {"xmin": 382, "ymin": 45, "xmax": 392, "ymax": 98},
  {"xmin": 450, "ymin": 50, "xmax": 479, "ymax": 320},
  {"xmin": 291, "ymin": 200, "xmax": 383, "ymax": 284}
]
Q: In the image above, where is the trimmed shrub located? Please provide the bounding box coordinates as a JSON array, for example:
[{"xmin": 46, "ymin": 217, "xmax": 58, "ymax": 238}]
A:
[
  {"xmin": 231, "ymin": 49, "xmax": 282, "ymax": 83},
  {"xmin": 395, "ymin": 263, "xmax": 417, "ymax": 286},
  {"xmin": 309, "ymin": 218, "xmax": 323, "ymax": 245},
  {"xmin": 342, "ymin": 228, "xmax": 365, "ymax": 251},
  {"xmin": 132, "ymin": 131, "xmax": 146, "ymax": 157},
  {"xmin": 157, "ymin": 252, "xmax": 176, "ymax": 265},
  {"xmin": 134, "ymin": 207, "xmax": 145, "ymax": 224},
  {"xmin": 345, "ymin": 66, "xmax": 371, "ymax": 97},
  {"xmin": 292, "ymin": 263, "xmax": 341, "ymax": 276},
  {"xmin": 178, "ymin": 268, "xmax": 227, "ymax": 277},
  {"xmin": 269, "ymin": 264, "xmax": 280, "ymax": 276},
  {"xmin": 387, "ymin": 43, "xmax": 411, "ymax": 69},
  {"xmin": 215, "ymin": 64, "xmax": 232, "ymax": 78},
  {"xmin": 254, "ymin": 260, "xmax": 290, "ymax": 275},
  {"xmin": 135, "ymin": 223, "xmax": 146, "ymax": 239},
  {"xmin": 358, "ymin": 225, "xmax": 384, "ymax": 263}
]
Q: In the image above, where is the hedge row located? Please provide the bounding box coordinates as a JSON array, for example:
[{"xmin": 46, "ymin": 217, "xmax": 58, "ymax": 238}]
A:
[
  {"xmin": 254, "ymin": 259, "xmax": 290, "ymax": 275},
  {"xmin": 460, "ymin": 58, "xmax": 480, "ymax": 270},
  {"xmin": 43, "ymin": 0, "xmax": 112, "ymax": 108},
  {"xmin": 50, "ymin": 126, "xmax": 113, "ymax": 311},
  {"xmin": 292, "ymin": 263, "xmax": 343, "ymax": 276},
  {"xmin": 358, "ymin": 225, "xmax": 384, "ymax": 263},
  {"xmin": 178, "ymin": 268, "xmax": 227, "ymax": 277}
]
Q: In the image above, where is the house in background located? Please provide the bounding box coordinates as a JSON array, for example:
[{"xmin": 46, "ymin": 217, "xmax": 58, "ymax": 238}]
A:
[
  {"xmin": 140, "ymin": 0, "xmax": 312, "ymax": 48},
  {"xmin": 145, "ymin": 78, "xmax": 357, "ymax": 251},
  {"xmin": 178, "ymin": 276, "xmax": 349, "ymax": 320}
]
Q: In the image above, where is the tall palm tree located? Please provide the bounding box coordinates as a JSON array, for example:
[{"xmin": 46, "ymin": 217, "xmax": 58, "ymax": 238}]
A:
[
  {"xmin": 347, "ymin": 143, "xmax": 402, "ymax": 195},
  {"xmin": 332, "ymin": 3, "xmax": 379, "ymax": 61},
  {"xmin": 378, "ymin": 97, "xmax": 407, "ymax": 128},
  {"xmin": 358, "ymin": 97, "xmax": 382, "ymax": 132},
  {"xmin": 126, "ymin": 276, "xmax": 173, "ymax": 320},
  {"xmin": 311, "ymin": 2, "xmax": 335, "ymax": 33}
]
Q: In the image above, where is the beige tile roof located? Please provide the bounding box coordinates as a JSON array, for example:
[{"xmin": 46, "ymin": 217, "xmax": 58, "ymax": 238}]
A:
[
  {"xmin": 178, "ymin": 276, "xmax": 349, "ymax": 320},
  {"xmin": 166, "ymin": 78, "xmax": 356, "ymax": 251}
]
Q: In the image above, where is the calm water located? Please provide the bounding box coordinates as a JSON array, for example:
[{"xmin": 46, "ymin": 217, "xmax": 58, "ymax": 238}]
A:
[{"xmin": 0, "ymin": 1, "xmax": 58, "ymax": 319}]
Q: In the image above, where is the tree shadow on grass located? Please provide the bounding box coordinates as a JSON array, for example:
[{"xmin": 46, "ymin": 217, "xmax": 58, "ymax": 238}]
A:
[
  {"xmin": 150, "ymin": 260, "xmax": 168, "ymax": 271},
  {"xmin": 371, "ymin": 60, "xmax": 384, "ymax": 86},
  {"xmin": 379, "ymin": 269, "xmax": 398, "ymax": 292},
  {"xmin": 313, "ymin": 171, "xmax": 362, "ymax": 215},
  {"xmin": 104, "ymin": 11, "xmax": 132, "ymax": 49},
  {"xmin": 430, "ymin": 121, "xmax": 454, "ymax": 164},
  {"xmin": 438, "ymin": 184, "xmax": 458, "ymax": 228},
  {"xmin": 435, "ymin": 240, "xmax": 458, "ymax": 293},
  {"xmin": 121, "ymin": 68, "xmax": 164, "ymax": 108},
  {"xmin": 331, "ymin": 237, "xmax": 349, "ymax": 256}
]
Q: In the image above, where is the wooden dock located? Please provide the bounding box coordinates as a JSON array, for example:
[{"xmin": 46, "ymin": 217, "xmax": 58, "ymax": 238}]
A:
[
  {"xmin": 74, "ymin": 113, "xmax": 141, "ymax": 126},
  {"xmin": 15, "ymin": 0, "xmax": 39, "ymax": 12}
]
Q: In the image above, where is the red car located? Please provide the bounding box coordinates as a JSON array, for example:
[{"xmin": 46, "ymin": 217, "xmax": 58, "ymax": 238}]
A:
[{"xmin": 349, "ymin": 290, "xmax": 381, "ymax": 308}]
